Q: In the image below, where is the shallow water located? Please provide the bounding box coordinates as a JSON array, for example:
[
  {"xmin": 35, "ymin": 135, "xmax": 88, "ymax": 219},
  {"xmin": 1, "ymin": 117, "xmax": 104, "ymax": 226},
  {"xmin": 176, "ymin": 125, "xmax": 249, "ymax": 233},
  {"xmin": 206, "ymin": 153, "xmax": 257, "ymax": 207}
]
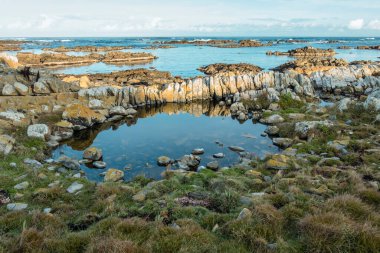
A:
[
  {"xmin": 52, "ymin": 104, "xmax": 279, "ymax": 182},
  {"xmin": 6, "ymin": 37, "xmax": 380, "ymax": 77}
]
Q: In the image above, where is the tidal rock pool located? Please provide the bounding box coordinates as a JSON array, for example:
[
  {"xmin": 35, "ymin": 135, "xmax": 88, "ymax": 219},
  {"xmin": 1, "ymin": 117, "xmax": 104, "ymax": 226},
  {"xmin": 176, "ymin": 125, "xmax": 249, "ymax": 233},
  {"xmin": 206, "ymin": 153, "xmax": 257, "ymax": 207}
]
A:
[{"xmin": 52, "ymin": 104, "xmax": 279, "ymax": 181}]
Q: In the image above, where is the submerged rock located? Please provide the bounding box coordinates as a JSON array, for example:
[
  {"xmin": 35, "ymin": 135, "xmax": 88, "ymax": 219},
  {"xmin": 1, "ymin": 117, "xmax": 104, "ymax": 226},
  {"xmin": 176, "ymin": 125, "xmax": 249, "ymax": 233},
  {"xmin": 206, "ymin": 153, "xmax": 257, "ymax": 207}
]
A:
[{"xmin": 58, "ymin": 156, "xmax": 81, "ymax": 170}]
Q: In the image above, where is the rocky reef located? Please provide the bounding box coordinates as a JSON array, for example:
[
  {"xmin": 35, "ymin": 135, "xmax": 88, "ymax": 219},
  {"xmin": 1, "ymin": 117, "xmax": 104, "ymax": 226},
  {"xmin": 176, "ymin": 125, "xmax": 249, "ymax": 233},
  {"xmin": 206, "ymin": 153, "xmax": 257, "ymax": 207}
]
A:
[
  {"xmin": 266, "ymin": 46, "xmax": 336, "ymax": 57},
  {"xmin": 272, "ymin": 58, "xmax": 348, "ymax": 75},
  {"xmin": 0, "ymin": 40, "xmax": 25, "ymax": 52},
  {"xmin": 356, "ymin": 45, "xmax": 380, "ymax": 50},
  {"xmin": 42, "ymin": 45, "xmax": 132, "ymax": 52},
  {"xmin": 17, "ymin": 51, "xmax": 157, "ymax": 67},
  {"xmin": 198, "ymin": 63, "xmax": 263, "ymax": 76},
  {"xmin": 156, "ymin": 39, "xmax": 272, "ymax": 48}
]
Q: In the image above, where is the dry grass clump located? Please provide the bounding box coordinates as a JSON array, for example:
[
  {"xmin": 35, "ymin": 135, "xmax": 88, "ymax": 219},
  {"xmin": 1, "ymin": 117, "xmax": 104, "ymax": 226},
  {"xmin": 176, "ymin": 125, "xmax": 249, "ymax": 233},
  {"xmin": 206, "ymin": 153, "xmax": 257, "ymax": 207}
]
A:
[
  {"xmin": 299, "ymin": 212, "xmax": 380, "ymax": 253},
  {"xmin": 0, "ymin": 53, "xmax": 20, "ymax": 68}
]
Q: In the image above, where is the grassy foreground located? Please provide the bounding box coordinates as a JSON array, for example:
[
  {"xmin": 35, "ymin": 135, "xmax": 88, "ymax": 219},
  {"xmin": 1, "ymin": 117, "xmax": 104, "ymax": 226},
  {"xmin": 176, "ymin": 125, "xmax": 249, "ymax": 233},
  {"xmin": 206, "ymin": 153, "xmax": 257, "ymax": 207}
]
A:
[{"xmin": 0, "ymin": 99, "xmax": 379, "ymax": 253}]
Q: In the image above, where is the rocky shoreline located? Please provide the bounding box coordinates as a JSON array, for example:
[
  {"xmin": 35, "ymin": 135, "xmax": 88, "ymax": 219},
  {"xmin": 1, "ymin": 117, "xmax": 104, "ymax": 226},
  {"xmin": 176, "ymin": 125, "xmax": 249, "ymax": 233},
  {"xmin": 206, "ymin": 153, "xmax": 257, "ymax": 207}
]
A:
[{"xmin": 17, "ymin": 51, "xmax": 157, "ymax": 67}]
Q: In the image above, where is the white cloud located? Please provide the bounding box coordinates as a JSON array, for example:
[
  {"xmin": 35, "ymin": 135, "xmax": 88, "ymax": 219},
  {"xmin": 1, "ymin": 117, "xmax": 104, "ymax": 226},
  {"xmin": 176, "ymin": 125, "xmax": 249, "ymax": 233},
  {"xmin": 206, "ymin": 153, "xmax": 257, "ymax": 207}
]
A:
[
  {"xmin": 348, "ymin": 19, "xmax": 364, "ymax": 29},
  {"xmin": 368, "ymin": 19, "xmax": 380, "ymax": 30}
]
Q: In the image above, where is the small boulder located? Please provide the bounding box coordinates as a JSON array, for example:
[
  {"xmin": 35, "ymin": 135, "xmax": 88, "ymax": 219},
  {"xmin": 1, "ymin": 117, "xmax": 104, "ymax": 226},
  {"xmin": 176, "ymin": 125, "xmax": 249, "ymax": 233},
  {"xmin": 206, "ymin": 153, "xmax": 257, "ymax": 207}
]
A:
[
  {"xmin": 265, "ymin": 126, "xmax": 279, "ymax": 136},
  {"xmin": 109, "ymin": 106, "xmax": 127, "ymax": 116},
  {"xmin": 7, "ymin": 203, "xmax": 28, "ymax": 211},
  {"xmin": 272, "ymin": 138, "xmax": 293, "ymax": 148},
  {"xmin": 13, "ymin": 82, "xmax": 29, "ymax": 96},
  {"xmin": 67, "ymin": 182, "xmax": 83, "ymax": 193},
  {"xmin": 27, "ymin": 124, "xmax": 49, "ymax": 139},
  {"xmin": 228, "ymin": 146, "xmax": 245, "ymax": 152},
  {"xmin": 157, "ymin": 156, "xmax": 171, "ymax": 166},
  {"xmin": 206, "ymin": 161, "xmax": 219, "ymax": 170},
  {"xmin": 213, "ymin": 153, "xmax": 225, "ymax": 158},
  {"xmin": 237, "ymin": 208, "xmax": 252, "ymax": 220},
  {"xmin": 62, "ymin": 104, "xmax": 106, "ymax": 127},
  {"xmin": 0, "ymin": 134, "xmax": 15, "ymax": 155},
  {"xmin": 104, "ymin": 169, "xmax": 124, "ymax": 182},
  {"xmin": 93, "ymin": 161, "xmax": 107, "ymax": 169},
  {"xmin": 260, "ymin": 114, "xmax": 284, "ymax": 124},
  {"xmin": 191, "ymin": 148, "xmax": 205, "ymax": 155},
  {"xmin": 2, "ymin": 84, "xmax": 18, "ymax": 96},
  {"xmin": 14, "ymin": 181, "xmax": 29, "ymax": 190},
  {"xmin": 33, "ymin": 81, "xmax": 51, "ymax": 94},
  {"xmin": 177, "ymin": 155, "xmax": 201, "ymax": 170}
]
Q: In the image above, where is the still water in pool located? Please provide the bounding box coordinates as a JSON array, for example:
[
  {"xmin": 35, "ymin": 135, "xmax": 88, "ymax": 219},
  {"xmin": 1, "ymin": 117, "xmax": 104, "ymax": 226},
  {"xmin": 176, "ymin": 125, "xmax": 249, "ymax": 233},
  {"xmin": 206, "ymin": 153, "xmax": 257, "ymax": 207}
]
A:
[{"xmin": 52, "ymin": 104, "xmax": 280, "ymax": 181}]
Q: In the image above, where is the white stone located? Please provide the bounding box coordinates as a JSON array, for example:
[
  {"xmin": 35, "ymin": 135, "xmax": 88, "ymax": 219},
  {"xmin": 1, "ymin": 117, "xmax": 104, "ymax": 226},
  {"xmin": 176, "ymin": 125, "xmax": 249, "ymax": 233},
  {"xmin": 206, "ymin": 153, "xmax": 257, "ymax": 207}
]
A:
[{"xmin": 27, "ymin": 124, "xmax": 49, "ymax": 139}]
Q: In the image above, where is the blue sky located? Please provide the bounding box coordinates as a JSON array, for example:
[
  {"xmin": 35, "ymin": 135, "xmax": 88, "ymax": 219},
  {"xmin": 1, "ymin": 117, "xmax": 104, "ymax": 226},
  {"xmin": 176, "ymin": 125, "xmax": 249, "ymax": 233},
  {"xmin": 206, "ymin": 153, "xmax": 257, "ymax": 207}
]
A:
[{"xmin": 0, "ymin": 0, "xmax": 379, "ymax": 37}]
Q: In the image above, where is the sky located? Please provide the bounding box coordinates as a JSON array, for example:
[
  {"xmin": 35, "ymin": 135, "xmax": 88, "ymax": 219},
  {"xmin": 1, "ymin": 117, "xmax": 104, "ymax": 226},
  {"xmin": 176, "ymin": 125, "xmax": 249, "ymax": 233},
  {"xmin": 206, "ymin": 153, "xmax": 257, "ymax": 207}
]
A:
[{"xmin": 0, "ymin": 0, "xmax": 379, "ymax": 37}]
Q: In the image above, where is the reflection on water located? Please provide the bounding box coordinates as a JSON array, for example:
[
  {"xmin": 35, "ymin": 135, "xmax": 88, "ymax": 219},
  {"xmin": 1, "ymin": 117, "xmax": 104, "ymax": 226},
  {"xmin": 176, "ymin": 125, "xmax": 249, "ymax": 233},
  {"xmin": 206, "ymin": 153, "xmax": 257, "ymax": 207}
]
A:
[{"xmin": 52, "ymin": 103, "xmax": 279, "ymax": 181}]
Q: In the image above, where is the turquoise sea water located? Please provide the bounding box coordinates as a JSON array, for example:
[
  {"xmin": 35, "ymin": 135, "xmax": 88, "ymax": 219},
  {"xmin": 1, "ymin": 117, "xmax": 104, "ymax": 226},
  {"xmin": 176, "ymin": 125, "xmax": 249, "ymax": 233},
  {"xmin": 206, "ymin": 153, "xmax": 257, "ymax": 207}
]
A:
[{"xmin": 6, "ymin": 37, "xmax": 380, "ymax": 77}]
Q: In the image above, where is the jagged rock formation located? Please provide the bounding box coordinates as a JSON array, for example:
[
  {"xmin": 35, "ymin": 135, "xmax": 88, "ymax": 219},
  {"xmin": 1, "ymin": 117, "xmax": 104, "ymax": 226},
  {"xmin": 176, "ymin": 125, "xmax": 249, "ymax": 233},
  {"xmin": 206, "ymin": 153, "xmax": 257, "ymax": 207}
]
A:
[
  {"xmin": 273, "ymin": 58, "xmax": 348, "ymax": 75},
  {"xmin": 17, "ymin": 51, "xmax": 157, "ymax": 67},
  {"xmin": 42, "ymin": 46, "xmax": 132, "ymax": 52},
  {"xmin": 266, "ymin": 46, "xmax": 336, "ymax": 57},
  {"xmin": 198, "ymin": 63, "xmax": 263, "ymax": 76}
]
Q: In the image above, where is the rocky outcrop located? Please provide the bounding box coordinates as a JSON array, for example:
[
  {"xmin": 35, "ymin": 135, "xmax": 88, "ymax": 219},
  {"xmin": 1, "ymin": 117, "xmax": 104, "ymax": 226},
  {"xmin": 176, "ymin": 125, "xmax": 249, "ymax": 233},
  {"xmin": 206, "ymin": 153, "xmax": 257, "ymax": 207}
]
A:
[
  {"xmin": 62, "ymin": 104, "xmax": 106, "ymax": 127},
  {"xmin": 266, "ymin": 46, "xmax": 336, "ymax": 57},
  {"xmin": 43, "ymin": 46, "xmax": 132, "ymax": 52},
  {"xmin": 273, "ymin": 58, "xmax": 348, "ymax": 75},
  {"xmin": 60, "ymin": 69, "xmax": 178, "ymax": 88},
  {"xmin": 356, "ymin": 45, "xmax": 380, "ymax": 50},
  {"xmin": 311, "ymin": 64, "xmax": 380, "ymax": 95},
  {"xmin": 0, "ymin": 65, "xmax": 79, "ymax": 96},
  {"xmin": 198, "ymin": 63, "xmax": 262, "ymax": 76},
  {"xmin": 17, "ymin": 51, "xmax": 157, "ymax": 67}
]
